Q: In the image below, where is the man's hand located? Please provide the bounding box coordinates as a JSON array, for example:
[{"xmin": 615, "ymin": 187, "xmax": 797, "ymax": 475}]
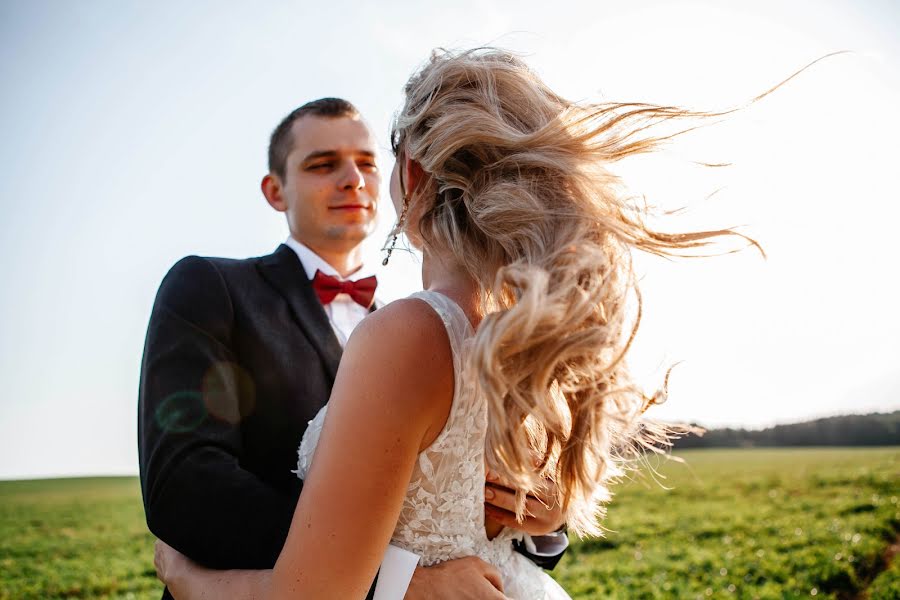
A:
[
  {"xmin": 405, "ymin": 556, "xmax": 508, "ymax": 600},
  {"xmin": 483, "ymin": 470, "xmax": 566, "ymax": 536}
]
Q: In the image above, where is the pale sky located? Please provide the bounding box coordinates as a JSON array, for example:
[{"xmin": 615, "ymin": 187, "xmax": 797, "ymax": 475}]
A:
[{"xmin": 1, "ymin": 0, "xmax": 898, "ymax": 479}]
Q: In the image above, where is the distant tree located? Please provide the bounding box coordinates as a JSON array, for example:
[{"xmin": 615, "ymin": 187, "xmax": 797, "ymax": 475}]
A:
[{"xmin": 674, "ymin": 411, "xmax": 900, "ymax": 448}]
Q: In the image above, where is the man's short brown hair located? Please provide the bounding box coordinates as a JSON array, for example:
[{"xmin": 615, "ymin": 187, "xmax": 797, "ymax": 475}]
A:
[{"xmin": 268, "ymin": 98, "xmax": 360, "ymax": 180}]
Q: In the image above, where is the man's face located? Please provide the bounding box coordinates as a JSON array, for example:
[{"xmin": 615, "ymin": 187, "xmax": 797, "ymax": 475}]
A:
[{"xmin": 272, "ymin": 115, "xmax": 380, "ymax": 254}]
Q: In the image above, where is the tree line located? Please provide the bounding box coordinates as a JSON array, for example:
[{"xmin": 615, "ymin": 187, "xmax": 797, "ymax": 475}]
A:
[{"xmin": 674, "ymin": 410, "xmax": 900, "ymax": 448}]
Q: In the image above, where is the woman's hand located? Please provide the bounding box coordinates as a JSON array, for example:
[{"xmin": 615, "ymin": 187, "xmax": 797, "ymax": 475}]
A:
[
  {"xmin": 154, "ymin": 539, "xmax": 274, "ymax": 599},
  {"xmin": 154, "ymin": 539, "xmax": 194, "ymax": 593}
]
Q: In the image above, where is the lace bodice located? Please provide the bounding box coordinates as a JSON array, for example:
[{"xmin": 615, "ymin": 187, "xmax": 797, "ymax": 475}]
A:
[{"xmin": 295, "ymin": 291, "xmax": 569, "ymax": 599}]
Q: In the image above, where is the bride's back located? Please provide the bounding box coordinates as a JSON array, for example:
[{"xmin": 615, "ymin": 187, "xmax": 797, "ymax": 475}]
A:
[{"xmin": 296, "ymin": 290, "xmax": 568, "ymax": 598}]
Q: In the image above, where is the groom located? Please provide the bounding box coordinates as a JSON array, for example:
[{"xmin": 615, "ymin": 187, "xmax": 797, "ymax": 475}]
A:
[{"xmin": 138, "ymin": 98, "xmax": 566, "ymax": 599}]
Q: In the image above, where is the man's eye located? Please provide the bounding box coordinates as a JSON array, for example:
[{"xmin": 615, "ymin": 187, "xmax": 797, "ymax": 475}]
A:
[
  {"xmin": 308, "ymin": 163, "xmax": 333, "ymax": 171},
  {"xmin": 359, "ymin": 162, "xmax": 378, "ymax": 171}
]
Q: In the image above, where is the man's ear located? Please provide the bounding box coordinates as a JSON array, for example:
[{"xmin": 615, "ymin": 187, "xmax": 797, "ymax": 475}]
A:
[
  {"xmin": 261, "ymin": 174, "xmax": 287, "ymax": 212},
  {"xmin": 404, "ymin": 158, "xmax": 426, "ymax": 196}
]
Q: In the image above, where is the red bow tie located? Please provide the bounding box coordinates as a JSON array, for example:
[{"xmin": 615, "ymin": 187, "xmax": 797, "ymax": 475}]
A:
[{"xmin": 311, "ymin": 270, "xmax": 378, "ymax": 308}]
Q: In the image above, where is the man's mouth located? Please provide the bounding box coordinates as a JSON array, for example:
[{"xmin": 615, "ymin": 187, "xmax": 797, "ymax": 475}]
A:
[{"xmin": 330, "ymin": 204, "xmax": 370, "ymax": 211}]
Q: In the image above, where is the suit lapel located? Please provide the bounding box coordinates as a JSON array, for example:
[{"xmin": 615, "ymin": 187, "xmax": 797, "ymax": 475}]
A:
[{"xmin": 257, "ymin": 245, "xmax": 343, "ymax": 380}]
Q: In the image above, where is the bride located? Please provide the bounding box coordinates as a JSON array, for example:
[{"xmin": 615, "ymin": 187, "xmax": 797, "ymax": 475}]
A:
[{"xmin": 154, "ymin": 48, "xmax": 738, "ymax": 599}]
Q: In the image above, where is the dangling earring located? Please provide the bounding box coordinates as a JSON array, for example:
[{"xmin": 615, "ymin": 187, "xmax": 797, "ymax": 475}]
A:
[
  {"xmin": 384, "ymin": 150, "xmax": 410, "ymax": 266},
  {"xmin": 382, "ymin": 197, "xmax": 409, "ymax": 266}
]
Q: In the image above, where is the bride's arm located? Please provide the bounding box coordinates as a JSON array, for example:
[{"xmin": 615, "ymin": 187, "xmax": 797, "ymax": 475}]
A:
[
  {"xmin": 273, "ymin": 299, "xmax": 454, "ymax": 598},
  {"xmin": 159, "ymin": 299, "xmax": 454, "ymax": 600},
  {"xmin": 155, "ymin": 540, "xmax": 273, "ymax": 599}
]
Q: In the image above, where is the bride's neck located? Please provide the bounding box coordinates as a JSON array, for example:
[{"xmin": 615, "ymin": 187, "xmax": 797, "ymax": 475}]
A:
[{"xmin": 421, "ymin": 251, "xmax": 481, "ymax": 327}]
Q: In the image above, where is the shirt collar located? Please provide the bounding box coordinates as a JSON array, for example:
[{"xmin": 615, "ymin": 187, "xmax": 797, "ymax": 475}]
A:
[{"xmin": 283, "ymin": 236, "xmax": 374, "ymax": 282}]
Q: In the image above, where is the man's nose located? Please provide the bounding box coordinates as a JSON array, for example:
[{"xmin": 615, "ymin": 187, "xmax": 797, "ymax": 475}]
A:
[{"xmin": 337, "ymin": 162, "xmax": 365, "ymax": 191}]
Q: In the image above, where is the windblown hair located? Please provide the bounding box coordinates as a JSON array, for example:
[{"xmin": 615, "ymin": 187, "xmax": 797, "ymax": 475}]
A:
[{"xmin": 391, "ymin": 48, "xmax": 757, "ymax": 537}]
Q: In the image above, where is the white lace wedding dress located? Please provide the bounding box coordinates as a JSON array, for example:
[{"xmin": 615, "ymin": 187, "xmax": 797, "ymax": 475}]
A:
[{"xmin": 295, "ymin": 291, "xmax": 571, "ymax": 599}]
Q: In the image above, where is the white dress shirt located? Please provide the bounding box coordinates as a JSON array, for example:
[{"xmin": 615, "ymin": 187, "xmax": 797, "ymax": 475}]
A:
[{"xmin": 284, "ymin": 237, "xmax": 377, "ymax": 347}]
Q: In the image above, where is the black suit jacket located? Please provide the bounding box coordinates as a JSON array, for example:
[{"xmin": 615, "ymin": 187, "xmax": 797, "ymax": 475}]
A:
[{"xmin": 139, "ymin": 244, "xmax": 360, "ymax": 596}]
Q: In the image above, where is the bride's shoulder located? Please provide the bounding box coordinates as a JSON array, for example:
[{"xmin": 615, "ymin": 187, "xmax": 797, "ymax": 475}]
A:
[
  {"xmin": 345, "ymin": 296, "xmax": 452, "ymax": 382},
  {"xmin": 352, "ymin": 296, "xmax": 448, "ymax": 349},
  {"xmin": 340, "ymin": 297, "xmax": 454, "ymax": 440}
]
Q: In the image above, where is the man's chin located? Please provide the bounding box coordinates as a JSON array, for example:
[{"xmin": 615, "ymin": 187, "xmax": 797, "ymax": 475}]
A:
[{"xmin": 325, "ymin": 224, "xmax": 375, "ymax": 246}]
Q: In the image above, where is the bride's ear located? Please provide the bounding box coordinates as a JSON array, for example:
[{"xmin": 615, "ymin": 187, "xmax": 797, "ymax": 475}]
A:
[{"xmin": 404, "ymin": 158, "xmax": 426, "ymax": 197}]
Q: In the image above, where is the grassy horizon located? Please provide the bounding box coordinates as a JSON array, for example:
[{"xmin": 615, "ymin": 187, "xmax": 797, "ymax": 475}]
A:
[{"xmin": 1, "ymin": 448, "xmax": 898, "ymax": 599}]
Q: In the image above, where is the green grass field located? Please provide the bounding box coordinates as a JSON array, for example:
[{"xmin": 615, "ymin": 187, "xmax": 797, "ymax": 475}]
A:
[{"xmin": 1, "ymin": 448, "xmax": 898, "ymax": 599}]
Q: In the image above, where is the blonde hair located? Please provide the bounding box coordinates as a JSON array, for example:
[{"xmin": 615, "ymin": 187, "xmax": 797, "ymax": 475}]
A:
[{"xmin": 392, "ymin": 48, "xmax": 755, "ymax": 536}]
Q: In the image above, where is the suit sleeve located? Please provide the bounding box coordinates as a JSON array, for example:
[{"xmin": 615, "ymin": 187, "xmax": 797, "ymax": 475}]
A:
[
  {"xmin": 516, "ymin": 532, "xmax": 570, "ymax": 570},
  {"xmin": 138, "ymin": 256, "xmax": 296, "ymax": 569}
]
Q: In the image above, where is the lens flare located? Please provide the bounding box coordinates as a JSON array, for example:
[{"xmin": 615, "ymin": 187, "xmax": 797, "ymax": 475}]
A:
[
  {"xmin": 202, "ymin": 361, "xmax": 256, "ymax": 424},
  {"xmin": 155, "ymin": 391, "xmax": 206, "ymax": 433}
]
